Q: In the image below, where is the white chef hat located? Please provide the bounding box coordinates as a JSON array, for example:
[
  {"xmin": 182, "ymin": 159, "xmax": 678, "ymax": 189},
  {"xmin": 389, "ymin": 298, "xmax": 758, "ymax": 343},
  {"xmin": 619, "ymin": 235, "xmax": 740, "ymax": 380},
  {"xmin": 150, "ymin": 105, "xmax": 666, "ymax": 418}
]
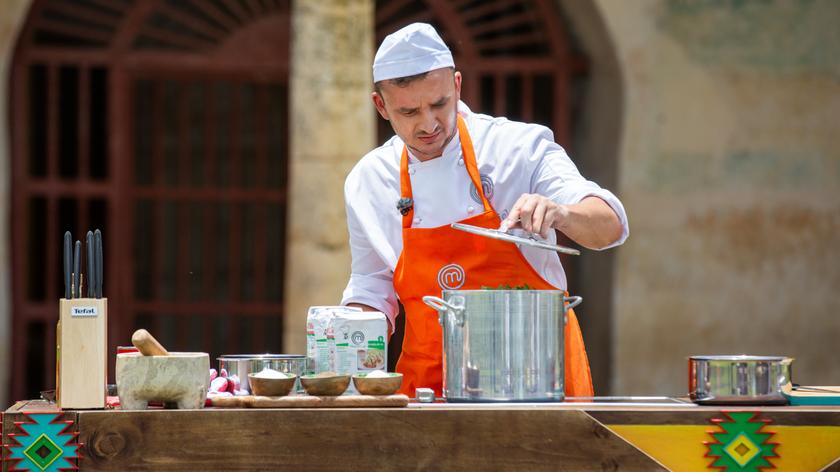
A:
[{"xmin": 373, "ymin": 23, "xmax": 454, "ymax": 83}]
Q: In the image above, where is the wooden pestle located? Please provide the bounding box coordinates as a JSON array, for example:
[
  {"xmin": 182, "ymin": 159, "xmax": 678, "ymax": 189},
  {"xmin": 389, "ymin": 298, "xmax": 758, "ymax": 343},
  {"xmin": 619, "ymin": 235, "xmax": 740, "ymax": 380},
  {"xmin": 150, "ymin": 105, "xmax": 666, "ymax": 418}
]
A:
[{"xmin": 131, "ymin": 329, "xmax": 169, "ymax": 356}]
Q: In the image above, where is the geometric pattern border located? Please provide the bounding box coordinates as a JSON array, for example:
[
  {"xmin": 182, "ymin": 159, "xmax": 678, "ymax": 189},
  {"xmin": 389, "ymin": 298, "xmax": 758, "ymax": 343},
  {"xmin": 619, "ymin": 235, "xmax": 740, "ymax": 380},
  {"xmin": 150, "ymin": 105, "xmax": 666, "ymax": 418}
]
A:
[
  {"xmin": 4, "ymin": 412, "xmax": 81, "ymax": 471},
  {"xmin": 705, "ymin": 411, "xmax": 778, "ymax": 471}
]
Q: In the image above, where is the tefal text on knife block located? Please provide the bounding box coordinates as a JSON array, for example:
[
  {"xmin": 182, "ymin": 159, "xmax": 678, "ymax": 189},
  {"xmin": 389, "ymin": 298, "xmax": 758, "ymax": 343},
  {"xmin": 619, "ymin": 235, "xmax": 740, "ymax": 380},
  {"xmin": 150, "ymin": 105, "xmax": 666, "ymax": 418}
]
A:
[{"xmin": 57, "ymin": 297, "xmax": 107, "ymax": 409}]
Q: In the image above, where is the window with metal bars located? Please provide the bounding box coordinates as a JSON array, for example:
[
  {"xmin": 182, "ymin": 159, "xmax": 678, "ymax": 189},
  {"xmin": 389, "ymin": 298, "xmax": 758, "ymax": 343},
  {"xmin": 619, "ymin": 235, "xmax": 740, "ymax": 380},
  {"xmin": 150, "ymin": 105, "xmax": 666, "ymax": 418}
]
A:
[{"xmin": 10, "ymin": 0, "xmax": 291, "ymax": 402}]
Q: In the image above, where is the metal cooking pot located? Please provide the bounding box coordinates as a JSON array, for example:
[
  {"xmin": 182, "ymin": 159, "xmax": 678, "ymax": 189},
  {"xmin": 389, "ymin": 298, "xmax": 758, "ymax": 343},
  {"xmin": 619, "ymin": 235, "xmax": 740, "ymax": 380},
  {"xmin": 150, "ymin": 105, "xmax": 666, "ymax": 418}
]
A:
[
  {"xmin": 688, "ymin": 355, "xmax": 793, "ymax": 405},
  {"xmin": 423, "ymin": 290, "xmax": 581, "ymax": 402}
]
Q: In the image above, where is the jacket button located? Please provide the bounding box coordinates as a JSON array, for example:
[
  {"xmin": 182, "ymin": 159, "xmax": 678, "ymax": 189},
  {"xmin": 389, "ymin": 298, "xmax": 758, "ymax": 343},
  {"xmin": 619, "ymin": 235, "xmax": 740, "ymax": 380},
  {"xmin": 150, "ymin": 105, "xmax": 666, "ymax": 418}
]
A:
[
  {"xmin": 467, "ymin": 206, "xmax": 475, "ymax": 213},
  {"xmin": 409, "ymin": 167, "xmax": 416, "ymax": 175},
  {"xmin": 458, "ymin": 158, "xmax": 464, "ymax": 166},
  {"xmin": 413, "ymin": 217, "xmax": 421, "ymax": 224}
]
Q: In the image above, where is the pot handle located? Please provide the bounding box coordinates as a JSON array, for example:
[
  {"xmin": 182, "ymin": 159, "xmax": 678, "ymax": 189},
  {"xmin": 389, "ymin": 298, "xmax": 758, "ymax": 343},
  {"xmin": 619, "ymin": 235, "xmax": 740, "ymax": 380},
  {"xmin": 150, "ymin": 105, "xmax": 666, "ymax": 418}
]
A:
[
  {"xmin": 422, "ymin": 295, "xmax": 466, "ymax": 327},
  {"xmin": 563, "ymin": 295, "xmax": 583, "ymax": 311},
  {"xmin": 422, "ymin": 296, "xmax": 456, "ymax": 313}
]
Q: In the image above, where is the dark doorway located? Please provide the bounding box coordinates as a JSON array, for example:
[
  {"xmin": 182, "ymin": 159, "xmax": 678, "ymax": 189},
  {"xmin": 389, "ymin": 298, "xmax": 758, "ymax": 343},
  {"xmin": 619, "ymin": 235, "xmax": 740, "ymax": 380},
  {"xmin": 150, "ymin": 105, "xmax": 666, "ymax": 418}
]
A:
[{"xmin": 10, "ymin": 0, "xmax": 291, "ymax": 402}]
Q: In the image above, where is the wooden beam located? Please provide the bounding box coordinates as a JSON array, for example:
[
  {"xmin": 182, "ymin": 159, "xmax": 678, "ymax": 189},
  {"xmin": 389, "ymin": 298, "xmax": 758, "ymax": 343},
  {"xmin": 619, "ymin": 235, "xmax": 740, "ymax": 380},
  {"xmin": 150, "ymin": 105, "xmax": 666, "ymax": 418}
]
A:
[
  {"xmin": 475, "ymin": 31, "xmax": 545, "ymax": 52},
  {"xmin": 40, "ymin": 1, "xmax": 120, "ymax": 31},
  {"xmin": 134, "ymin": 25, "xmax": 217, "ymax": 52},
  {"xmin": 244, "ymin": 0, "xmax": 265, "ymax": 17},
  {"xmin": 35, "ymin": 18, "xmax": 113, "ymax": 45},
  {"xmin": 47, "ymin": 65, "xmax": 58, "ymax": 180},
  {"xmin": 76, "ymin": 408, "xmax": 664, "ymax": 471},
  {"xmin": 220, "ymin": 0, "xmax": 252, "ymax": 25},
  {"xmin": 426, "ymin": 0, "xmax": 478, "ymax": 60},
  {"xmin": 128, "ymin": 300, "xmax": 283, "ymax": 316},
  {"xmin": 156, "ymin": 3, "xmax": 229, "ymax": 43},
  {"xmin": 458, "ymin": 0, "xmax": 506, "ymax": 23},
  {"xmin": 84, "ymin": 0, "xmax": 129, "ymax": 15},
  {"xmin": 78, "ymin": 67, "xmax": 91, "ymax": 181},
  {"xmin": 131, "ymin": 187, "xmax": 286, "ymax": 202},
  {"xmin": 467, "ymin": 10, "xmax": 534, "ymax": 37},
  {"xmin": 194, "ymin": 0, "xmax": 240, "ymax": 32},
  {"xmin": 522, "ymin": 72, "xmax": 533, "ymax": 123}
]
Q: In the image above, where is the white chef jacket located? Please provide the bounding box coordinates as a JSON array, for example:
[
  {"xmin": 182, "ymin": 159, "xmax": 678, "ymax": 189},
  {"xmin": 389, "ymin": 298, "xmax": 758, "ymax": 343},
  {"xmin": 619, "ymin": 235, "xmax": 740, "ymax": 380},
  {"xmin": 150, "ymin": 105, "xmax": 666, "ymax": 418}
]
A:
[{"xmin": 341, "ymin": 101, "xmax": 629, "ymax": 331}]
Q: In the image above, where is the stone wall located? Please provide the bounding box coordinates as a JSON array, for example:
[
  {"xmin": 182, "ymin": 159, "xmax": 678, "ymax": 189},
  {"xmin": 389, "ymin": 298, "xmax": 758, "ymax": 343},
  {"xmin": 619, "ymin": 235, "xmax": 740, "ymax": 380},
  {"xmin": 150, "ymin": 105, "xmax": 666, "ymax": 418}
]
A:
[
  {"xmin": 598, "ymin": 0, "xmax": 840, "ymax": 394},
  {"xmin": 557, "ymin": 0, "xmax": 624, "ymax": 394},
  {"xmin": 0, "ymin": 0, "xmax": 33, "ymax": 410},
  {"xmin": 285, "ymin": 0, "xmax": 375, "ymax": 354}
]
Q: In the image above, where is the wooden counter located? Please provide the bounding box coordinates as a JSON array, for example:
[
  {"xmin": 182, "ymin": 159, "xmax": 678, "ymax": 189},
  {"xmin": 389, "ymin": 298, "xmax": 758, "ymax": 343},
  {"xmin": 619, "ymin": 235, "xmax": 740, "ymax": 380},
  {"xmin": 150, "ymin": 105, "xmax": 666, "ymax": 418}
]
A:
[{"xmin": 3, "ymin": 399, "xmax": 840, "ymax": 471}]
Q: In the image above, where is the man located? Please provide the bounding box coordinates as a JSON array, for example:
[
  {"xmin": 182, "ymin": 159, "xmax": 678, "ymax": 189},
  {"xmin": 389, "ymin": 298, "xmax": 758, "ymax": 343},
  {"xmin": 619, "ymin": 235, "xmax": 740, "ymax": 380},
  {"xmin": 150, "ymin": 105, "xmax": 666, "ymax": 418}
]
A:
[{"xmin": 342, "ymin": 23, "xmax": 628, "ymax": 397}]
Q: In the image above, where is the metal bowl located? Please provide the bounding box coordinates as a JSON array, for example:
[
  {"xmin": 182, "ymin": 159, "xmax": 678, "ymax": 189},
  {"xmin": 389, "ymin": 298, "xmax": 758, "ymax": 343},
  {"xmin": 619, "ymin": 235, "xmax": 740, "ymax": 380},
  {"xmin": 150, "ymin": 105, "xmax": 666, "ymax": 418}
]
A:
[
  {"xmin": 688, "ymin": 355, "xmax": 793, "ymax": 405},
  {"xmin": 218, "ymin": 354, "xmax": 306, "ymax": 393}
]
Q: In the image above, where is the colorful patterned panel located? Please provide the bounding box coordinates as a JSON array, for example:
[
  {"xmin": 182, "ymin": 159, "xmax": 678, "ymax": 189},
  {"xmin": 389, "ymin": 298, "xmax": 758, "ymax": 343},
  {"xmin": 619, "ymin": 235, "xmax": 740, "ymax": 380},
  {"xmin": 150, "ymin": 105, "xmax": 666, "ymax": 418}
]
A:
[
  {"xmin": 705, "ymin": 412, "xmax": 777, "ymax": 470},
  {"xmin": 4, "ymin": 412, "xmax": 79, "ymax": 472},
  {"xmin": 593, "ymin": 410, "xmax": 840, "ymax": 471}
]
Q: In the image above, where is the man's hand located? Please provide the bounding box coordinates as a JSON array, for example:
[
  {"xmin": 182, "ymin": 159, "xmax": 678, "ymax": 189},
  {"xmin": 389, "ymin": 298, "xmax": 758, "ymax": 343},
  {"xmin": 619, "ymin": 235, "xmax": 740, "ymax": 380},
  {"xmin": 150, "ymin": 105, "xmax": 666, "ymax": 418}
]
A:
[
  {"xmin": 347, "ymin": 303, "xmax": 393, "ymax": 338},
  {"xmin": 503, "ymin": 194, "xmax": 569, "ymax": 239},
  {"xmin": 500, "ymin": 195, "xmax": 623, "ymax": 250}
]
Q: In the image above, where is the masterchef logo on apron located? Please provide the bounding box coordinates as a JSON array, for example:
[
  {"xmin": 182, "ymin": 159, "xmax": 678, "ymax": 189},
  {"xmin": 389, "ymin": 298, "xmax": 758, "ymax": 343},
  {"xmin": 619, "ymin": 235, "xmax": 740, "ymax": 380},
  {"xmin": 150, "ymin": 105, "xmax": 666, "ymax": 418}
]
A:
[{"xmin": 437, "ymin": 263, "xmax": 465, "ymax": 290}]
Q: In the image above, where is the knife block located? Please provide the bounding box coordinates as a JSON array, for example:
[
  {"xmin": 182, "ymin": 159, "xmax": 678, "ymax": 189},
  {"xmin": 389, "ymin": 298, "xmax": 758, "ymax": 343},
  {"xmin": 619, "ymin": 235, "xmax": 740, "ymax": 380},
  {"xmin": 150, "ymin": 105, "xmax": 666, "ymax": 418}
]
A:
[{"xmin": 56, "ymin": 297, "xmax": 107, "ymax": 409}]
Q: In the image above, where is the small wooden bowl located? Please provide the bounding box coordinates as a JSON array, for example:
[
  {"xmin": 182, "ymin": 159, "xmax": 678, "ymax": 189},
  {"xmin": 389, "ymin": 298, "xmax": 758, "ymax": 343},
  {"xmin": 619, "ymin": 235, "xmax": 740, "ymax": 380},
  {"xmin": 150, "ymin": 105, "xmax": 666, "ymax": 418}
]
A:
[
  {"xmin": 352, "ymin": 373, "xmax": 403, "ymax": 395},
  {"xmin": 247, "ymin": 374, "xmax": 297, "ymax": 397},
  {"xmin": 300, "ymin": 374, "xmax": 351, "ymax": 396}
]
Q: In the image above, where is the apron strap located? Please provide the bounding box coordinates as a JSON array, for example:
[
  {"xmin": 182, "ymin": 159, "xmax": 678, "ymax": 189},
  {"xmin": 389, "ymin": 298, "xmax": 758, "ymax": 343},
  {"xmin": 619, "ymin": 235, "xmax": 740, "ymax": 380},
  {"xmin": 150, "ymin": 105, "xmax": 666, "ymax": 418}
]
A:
[
  {"xmin": 400, "ymin": 115, "xmax": 493, "ymax": 229},
  {"xmin": 399, "ymin": 147, "xmax": 414, "ymax": 227},
  {"xmin": 456, "ymin": 115, "xmax": 493, "ymax": 214}
]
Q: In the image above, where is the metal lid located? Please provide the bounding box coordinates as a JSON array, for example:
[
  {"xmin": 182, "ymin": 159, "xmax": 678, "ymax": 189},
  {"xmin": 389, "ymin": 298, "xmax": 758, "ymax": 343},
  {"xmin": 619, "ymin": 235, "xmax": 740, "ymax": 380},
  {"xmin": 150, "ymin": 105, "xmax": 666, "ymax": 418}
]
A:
[{"xmin": 451, "ymin": 223, "xmax": 581, "ymax": 255}]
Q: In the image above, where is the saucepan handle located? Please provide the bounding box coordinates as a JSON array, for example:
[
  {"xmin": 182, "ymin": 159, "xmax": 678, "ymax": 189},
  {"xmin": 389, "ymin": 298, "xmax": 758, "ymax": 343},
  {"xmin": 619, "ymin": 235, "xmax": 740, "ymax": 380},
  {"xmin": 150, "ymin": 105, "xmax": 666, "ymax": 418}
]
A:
[{"xmin": 563, "ymin": 295, "xmax": 583, "ymax": 311}]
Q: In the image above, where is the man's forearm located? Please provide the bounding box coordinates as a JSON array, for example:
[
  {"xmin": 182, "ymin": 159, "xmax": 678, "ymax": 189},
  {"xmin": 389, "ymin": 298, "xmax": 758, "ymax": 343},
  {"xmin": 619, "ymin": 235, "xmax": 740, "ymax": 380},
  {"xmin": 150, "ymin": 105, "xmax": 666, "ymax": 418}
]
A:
[{"xmin": 555, "ymin": 196, "xmax": 623, "ymax": 250}]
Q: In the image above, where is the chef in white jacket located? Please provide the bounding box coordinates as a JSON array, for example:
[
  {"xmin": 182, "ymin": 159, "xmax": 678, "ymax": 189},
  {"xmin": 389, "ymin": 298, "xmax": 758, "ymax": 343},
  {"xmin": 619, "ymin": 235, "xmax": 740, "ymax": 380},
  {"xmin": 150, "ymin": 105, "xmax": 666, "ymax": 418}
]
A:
[{"xmin": 341, "ymin": 23, "xmax": 629, "ymax": 397}]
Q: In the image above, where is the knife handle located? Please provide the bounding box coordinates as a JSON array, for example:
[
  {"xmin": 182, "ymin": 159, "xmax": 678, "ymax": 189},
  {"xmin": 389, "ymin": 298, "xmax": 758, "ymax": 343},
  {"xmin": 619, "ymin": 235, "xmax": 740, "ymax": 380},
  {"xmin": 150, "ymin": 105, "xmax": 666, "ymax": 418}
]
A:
[
  {"xmin": 73, "ymin": 240, "xmax": 81, "ymax": 298},
  {"xmin": 86, "ymin": 231, "xmax": 95, "ymax": 298},
  {"xmin": 94, "ymin": 229, "xmax": 103, "ymax": 298}
]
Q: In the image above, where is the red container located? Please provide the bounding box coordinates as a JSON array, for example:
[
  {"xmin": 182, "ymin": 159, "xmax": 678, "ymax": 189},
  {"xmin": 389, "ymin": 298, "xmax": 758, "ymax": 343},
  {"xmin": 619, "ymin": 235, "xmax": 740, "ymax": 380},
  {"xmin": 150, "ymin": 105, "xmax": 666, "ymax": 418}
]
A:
[{"xmin": 117, "ymin": 346, "xmax": 139, "ymax": 354}]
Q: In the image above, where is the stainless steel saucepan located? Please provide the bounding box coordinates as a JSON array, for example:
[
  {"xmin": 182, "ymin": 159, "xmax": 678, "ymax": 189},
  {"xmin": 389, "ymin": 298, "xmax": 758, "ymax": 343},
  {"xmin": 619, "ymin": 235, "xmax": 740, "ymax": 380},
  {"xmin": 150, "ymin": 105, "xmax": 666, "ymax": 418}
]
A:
[{"xmin": 688, "ymin": 355, "xmax": 793, "ymax": 405}]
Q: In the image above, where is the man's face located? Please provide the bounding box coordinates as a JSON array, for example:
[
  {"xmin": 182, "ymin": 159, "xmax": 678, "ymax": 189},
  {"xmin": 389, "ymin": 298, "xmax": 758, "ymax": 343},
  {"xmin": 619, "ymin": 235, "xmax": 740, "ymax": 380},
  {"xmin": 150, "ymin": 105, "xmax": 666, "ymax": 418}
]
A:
[{"xmin": 372, "ymin": 68, "xmax": 462, "ymax": 161}]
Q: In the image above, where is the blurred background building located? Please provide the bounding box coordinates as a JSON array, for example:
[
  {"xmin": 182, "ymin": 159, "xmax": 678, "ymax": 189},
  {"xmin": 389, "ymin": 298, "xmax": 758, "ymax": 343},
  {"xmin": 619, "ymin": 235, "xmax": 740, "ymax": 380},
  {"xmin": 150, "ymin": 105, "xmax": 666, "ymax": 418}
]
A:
[{"xmin": 0, "ymin": 0, "xmax": 838, "ymax": 407}]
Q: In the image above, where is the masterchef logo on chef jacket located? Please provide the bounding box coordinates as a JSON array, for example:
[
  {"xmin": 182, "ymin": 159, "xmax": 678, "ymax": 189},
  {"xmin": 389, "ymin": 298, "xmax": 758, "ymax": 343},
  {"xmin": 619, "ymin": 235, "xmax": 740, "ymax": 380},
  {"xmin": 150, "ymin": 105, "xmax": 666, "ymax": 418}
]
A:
[
  {"xmin": 469, "ymin": 174, "xmax": 494, "ymax": 204},
  {"xmin": 438, "ymin": 264, "xmax": 465, "ymax": 290}
]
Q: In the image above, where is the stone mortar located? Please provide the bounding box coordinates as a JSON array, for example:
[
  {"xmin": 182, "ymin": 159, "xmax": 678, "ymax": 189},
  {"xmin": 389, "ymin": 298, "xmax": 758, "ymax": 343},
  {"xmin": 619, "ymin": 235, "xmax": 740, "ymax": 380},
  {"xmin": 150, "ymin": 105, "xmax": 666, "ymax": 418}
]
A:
[{"xmin": 116, "ymin": 352, "xmax": 209, "ymax": 410}]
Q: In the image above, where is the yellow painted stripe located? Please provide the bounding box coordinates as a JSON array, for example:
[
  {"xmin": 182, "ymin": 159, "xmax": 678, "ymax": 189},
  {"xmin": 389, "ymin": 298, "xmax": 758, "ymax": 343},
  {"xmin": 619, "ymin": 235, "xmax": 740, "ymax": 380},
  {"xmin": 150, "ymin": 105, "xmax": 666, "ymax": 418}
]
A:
[{"xmin": 606, "ymin": 425, "xmax": 840, "ymax": 472}]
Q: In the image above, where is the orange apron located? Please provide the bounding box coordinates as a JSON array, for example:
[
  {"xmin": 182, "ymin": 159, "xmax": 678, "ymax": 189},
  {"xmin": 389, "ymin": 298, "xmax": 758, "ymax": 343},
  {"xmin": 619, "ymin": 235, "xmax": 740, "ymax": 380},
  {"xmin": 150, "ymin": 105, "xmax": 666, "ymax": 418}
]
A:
[{"xmin": 393, "ymin": 115, "xmax": 594, "ymax": 398}]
